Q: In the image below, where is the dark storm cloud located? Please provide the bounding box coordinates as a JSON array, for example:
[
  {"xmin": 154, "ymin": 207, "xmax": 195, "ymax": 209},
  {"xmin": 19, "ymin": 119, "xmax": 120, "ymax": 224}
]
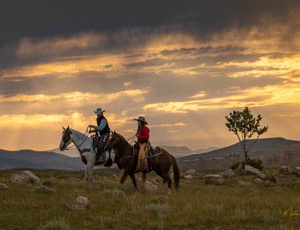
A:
[{"xmin": 1, "ymin": 0, "xmax": 299, "ymax": 47}]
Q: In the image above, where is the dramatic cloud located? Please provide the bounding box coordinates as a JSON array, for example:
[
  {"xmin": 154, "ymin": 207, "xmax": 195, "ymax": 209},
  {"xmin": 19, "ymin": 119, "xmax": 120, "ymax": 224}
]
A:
[{"xmin": 0, "ymin": 0, "xmax": 299, "ymax": 150}]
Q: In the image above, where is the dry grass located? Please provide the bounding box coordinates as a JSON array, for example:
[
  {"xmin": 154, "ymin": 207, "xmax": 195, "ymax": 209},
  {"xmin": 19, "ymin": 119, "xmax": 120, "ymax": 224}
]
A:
[{"xmin": 0, "ymin": 168, "xmax": 299, "ymax": 230}]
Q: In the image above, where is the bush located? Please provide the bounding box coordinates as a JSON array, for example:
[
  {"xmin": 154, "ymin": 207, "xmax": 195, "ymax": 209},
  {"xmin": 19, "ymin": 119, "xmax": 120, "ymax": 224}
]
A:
[
  {"xmin": 39, "ymin": 219, "xmax": 70, "ymax": 230},
  {"xmin": 231, "ymin": 162, "xmax": 240, "ymax": 170},
  {"xmin": 243, "ymin": 158, "xmax": 264, "ymax": 171}
]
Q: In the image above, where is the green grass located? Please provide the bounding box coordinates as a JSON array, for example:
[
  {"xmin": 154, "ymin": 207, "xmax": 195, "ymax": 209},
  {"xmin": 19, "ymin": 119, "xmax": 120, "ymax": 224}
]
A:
[{"xmin": 0, "ymin": 168, "xmax": 299, "ymax": 230}]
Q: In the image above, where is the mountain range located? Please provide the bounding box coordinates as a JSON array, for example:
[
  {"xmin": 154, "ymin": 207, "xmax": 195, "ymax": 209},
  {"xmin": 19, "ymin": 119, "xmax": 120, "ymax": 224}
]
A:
[{"xmin": 0, "ymin": 137, "xmax": 299, "ymax": 170}]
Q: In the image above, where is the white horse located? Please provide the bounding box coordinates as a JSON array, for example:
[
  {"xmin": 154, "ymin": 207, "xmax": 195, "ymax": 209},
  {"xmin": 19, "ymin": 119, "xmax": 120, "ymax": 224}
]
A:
[{"xmin": 59, "ymin": 126, "xmax": 112, "ymax": 182}]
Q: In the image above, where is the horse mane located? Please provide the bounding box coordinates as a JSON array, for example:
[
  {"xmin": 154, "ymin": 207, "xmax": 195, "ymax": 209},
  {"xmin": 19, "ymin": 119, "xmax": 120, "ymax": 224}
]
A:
[{"xmin": 114, "ymin": 132, "xmax": 133, "ymax": 155}]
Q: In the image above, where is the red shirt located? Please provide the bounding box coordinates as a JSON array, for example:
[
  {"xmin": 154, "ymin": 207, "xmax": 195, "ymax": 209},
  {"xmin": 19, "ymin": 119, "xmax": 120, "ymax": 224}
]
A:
[{"xmin": 137, "ymin": 125, "xmax": 150, "ymax": 143}]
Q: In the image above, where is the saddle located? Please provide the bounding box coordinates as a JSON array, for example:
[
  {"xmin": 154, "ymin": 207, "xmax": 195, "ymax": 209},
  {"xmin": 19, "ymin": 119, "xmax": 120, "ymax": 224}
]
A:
[
  {"xmin": 92, "ymin": 135, "xmax": 100, "ymax": 152},
  {"xmin": 136, "ymin": 142, "xmax": 162, "ymax": 172}
]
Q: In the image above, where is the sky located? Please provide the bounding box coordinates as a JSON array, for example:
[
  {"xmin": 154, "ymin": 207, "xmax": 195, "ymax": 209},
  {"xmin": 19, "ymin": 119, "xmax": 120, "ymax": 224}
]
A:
[{"xmin": 0, "ymin": 0, "xmax": 299, "ymax": 151}]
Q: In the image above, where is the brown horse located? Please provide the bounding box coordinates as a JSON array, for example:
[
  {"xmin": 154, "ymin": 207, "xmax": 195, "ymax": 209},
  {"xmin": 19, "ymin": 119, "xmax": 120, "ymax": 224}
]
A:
[{"xmin": 104, "ymin": 131, "xmax": 180, "ymax": 194}]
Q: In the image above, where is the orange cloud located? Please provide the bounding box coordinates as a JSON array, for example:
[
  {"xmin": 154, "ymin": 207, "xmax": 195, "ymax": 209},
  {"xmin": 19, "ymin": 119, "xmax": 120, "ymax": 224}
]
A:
[
  {"xmin": 144, "ymin": 83, "xmax": 300, "ymax": 113},
  {"xmin": 0, "ymin": 89, "xmax": 148, "ymax": 104}
]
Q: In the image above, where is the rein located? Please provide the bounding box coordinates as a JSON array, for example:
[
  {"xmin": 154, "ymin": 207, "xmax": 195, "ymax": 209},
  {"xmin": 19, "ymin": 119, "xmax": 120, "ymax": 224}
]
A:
[{"xmin": 66, "ymin": 127, "xmax": 90, "ymax": 151}]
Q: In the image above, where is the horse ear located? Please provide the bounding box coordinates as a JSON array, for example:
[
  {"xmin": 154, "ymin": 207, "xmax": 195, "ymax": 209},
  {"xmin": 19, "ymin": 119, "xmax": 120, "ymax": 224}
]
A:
[
  {"xmin": 67, "ymin": 126, "xmax": 69, "ymax": 130},
  {"xmin": 63, "ymin": 126, "xmax": 65, "ymax": 130}
]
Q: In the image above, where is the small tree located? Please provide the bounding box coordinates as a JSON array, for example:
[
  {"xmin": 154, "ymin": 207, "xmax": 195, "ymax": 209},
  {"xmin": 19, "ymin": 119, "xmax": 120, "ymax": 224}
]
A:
[{"xmin": 225, "ymin": 107, "xmax": 268, "ymax": 160}]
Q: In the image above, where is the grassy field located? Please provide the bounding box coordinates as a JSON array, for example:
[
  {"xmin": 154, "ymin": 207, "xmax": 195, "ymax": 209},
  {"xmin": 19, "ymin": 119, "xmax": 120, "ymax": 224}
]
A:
[{"xmin": 0, "ymin": 168, "xmax": 299, "ymax": 230}]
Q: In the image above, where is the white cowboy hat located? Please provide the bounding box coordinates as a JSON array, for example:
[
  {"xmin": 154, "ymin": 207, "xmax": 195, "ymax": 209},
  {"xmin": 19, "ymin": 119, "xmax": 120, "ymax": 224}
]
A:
[{"xmin": 93, "ymin": 107, "xmax": 106, "ymax": 115}]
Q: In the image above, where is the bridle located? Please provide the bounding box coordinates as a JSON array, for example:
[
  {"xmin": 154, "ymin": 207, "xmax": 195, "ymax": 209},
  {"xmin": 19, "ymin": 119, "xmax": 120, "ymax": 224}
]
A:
[{"xmin": 63, "ymin": 127, "xmax": 90, "ymax": 151}]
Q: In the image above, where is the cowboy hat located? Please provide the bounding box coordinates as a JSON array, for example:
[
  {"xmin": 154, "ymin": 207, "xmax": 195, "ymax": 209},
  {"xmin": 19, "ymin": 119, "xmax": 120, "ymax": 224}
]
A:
[
  {"xmin": 93, "ymin": 107, "xmax": 106, "ymax": 115},
  {"xmin": 134, "ymin": 116, "xmax": 148, "ymax": 125}
]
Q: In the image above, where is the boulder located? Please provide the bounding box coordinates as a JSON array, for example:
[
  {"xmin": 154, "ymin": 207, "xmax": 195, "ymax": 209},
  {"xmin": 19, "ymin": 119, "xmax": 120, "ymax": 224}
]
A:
[
  {"xmin": 222, "ymin": 169, "xmax": 235, "ymax": 178},
  {"xmin": 184, "ymin": 175, "xmax": 193, "ymax": 180},
  {"xmin": 204, "ymin": 174, "xmax": 224, "ymax": 185},
  {"xmin": 72, "ymin": 196, "xmax": 89, "ymax": 210},
  {"xmin": 10, "ymin": 171, "xmax": 40, "ymax": 184},
  {"xmin": 254, "ymin": 178, "xmax": 263, "ymax": 184},
  {"xmin": 185, "ymin": 169, "xmax": 196, "ymax": 175},
  {"xmin": 34, "ymin": 185, "xmax": 55, "ymax": 194},
  {"xmin": 0, "ymin": 183, "xmax": 8, "ymax": 190},
  {"xmin": 244, "ymin": 165, "xmax": 266, "ymax": 180},
  {"xmin": 280, "ymin": 166, "xmax": 291, "ymax": 174}
]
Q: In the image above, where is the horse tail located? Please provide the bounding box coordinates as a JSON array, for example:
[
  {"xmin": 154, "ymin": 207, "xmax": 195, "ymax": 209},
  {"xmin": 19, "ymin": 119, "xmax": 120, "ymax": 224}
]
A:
[{"xmin": 170, "ymin": 154, "xmax": 180, "ymax": 190}]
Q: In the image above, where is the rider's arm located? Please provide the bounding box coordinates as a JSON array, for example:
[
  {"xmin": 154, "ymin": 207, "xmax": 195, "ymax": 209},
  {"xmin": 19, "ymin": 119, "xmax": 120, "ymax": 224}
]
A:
[{"xmin": 94, "ymin": 119, "xmax": 107, "ymax": 131}]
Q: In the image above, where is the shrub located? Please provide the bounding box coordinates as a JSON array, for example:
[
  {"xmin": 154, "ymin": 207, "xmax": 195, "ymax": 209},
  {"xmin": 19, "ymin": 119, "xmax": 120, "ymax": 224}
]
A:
[
  {"xmin": 231, "ymin": 162, "xmax": 240, "ymax": 170},
  {"xmin": 39, "ymin": 219, "xmax": 70, "ymax": 230},
  {"xmin": 244, "ymin": 158, "xmax": 264, "ymax": 171}
]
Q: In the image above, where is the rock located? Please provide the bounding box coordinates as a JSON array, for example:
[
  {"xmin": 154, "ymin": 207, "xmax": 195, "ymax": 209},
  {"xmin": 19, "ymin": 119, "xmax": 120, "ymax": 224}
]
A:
[
  {"xmin": 34, "ymin": 185, "xmax": 55, "ymax": 194},
  {"xmin": 222, "ymin": 169, "xmax": 235, "ymax": 178},
  {"xmin": 204, "ymin": 174, "xmax": 224, "ymax": 185},
  {"xmin": 72, "ymin": 196, "xmax": 89, "ymax": 210},
  {"xmin": 10, "ymin": 171, "xmax": 40, "ymax": 184},
  {"xmin": 237, "ymin": 180, "xmax": 253, "ymax": 187},
  {"xmin": 184, "ymin": 175, "xmax": 193, "ymax": 180},
  {"xmin": 280, "ymin": 166, "xmax": 291, "ymax": 174},
  {"xmin": 0, "ymin": 183, "xmax": 8, "ymax": 190},
  {"xmin": 244, "ymin": 165, "xmax": 266, "ymax": 179},
  {"xmin": 254, "ymin": 178, "xmax": 263, "ymax": 184},
  {"xmin": 257, "ymin": 173, "xmax": 266, "ymax": 180},
  {"xmin": 185, "ymin": 169, "xmax": 196, "ymax": 175}
]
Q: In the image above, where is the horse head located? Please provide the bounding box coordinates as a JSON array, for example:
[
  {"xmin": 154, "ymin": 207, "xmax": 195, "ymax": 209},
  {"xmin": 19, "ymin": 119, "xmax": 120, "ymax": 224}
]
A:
[
  {"xmin": 59, "ymin": 126, "xmax": 72, "ymax": 151},
  {"xmin": 104, "ymin": 130, "xmax": 119, "ymax": 152}
]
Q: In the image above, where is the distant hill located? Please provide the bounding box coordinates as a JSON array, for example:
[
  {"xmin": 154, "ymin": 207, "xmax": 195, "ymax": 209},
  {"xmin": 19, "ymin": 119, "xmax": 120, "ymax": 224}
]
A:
[
  {"xmin": 0, "ymin": 149, "xmax": 84, "ymax": 170},
  {"xmin": 49, "ymin": 148, "xmax": 79, "ymax": 158},
  {"xmin": 179, "ymin": 137, "xmax": 300, "ymax": 171},
  {"xmin": 159, "ymin": 145, "xmax": 194, "ymax": 158},
  {"xmin": 194, "ymin": 147, "xmax": 218, "ymax": 154}
]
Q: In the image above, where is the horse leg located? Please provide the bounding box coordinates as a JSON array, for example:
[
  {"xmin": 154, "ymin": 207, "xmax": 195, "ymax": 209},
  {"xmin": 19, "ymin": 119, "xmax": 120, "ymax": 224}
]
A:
[
  {"xmin": 129, "ymin": 173, "xmax": 139, "ymax": 193},
  {"xmin": 120, "ymin": 171, "xmax": 128, "ymax": 184},
  {"xmin": 163, "ymin": 172, "xmax": 172, "ymax": 195},
  {"xmin": 86, "ymin": 157, "xmax": 95, "ymax": 183}
]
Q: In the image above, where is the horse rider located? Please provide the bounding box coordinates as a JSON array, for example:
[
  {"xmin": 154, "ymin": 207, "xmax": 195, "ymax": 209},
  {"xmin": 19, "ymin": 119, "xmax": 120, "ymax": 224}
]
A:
[
  {"xmin": 88, "ymin": 107, "xmax": 110, "ymax": 164},
  {"xmin": 134, "ymin": 116, "xmax": 150, "ymax": 171}
]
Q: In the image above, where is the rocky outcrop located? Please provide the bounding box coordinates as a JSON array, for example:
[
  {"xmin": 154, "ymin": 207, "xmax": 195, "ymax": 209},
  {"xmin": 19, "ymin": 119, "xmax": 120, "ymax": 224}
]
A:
[
  {"xmin": 222, "ymin": 169, "xmax": 235, "ymax": 178},
  {"xmin": 10, "ymin": 171, "xmax": 40, "ymax": 184},
  {"xmin": 0, "ymin": 183, "xmax": 8, "ymax": 190},
  {"xmin": 204, "ymin": 174, "xmax": 224, "ymax": 185},
  {"xmin": 243, "ymin": 165, "xmax": 266, "ymax": 180},
  {"xmin": 72, "ymin": 196, "xmax": 89, "ymax": 210},
  {"xmin": 184, "ymin": 175, "xmax": 193, "ymax": 180},
  {"xmin": 33, "ymin": 185, "xmax": 55, "ymax": 194},
  {"xmin": 185, "ymin": 169, "xmax": 196, "ymax": 175}
]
